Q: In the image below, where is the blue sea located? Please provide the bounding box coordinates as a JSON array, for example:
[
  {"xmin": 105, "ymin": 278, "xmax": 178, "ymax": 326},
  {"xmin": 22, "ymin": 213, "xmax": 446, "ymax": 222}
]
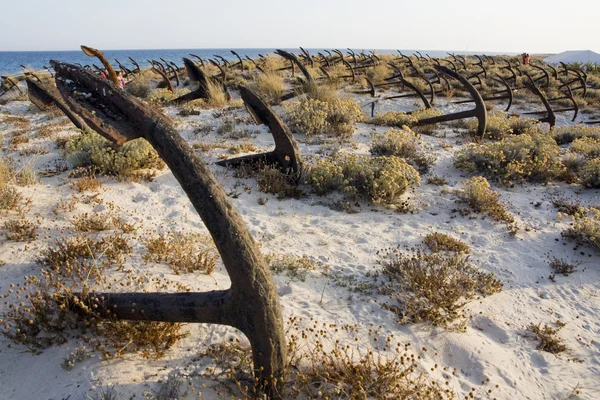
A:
[{"xmin": 0, "ymin": 48, "xmax": 518, "ymax": 77}]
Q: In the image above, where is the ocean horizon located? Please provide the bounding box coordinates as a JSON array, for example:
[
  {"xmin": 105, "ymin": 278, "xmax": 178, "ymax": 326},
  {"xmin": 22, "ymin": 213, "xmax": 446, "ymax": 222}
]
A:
[{"xmin": 0, "ymin": 48, "xmax": 519, "ymax": 76}]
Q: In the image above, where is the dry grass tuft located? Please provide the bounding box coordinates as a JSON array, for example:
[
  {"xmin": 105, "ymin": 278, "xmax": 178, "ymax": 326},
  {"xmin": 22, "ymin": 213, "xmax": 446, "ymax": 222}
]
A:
[
  {"xmin": 143, "ymin": 230, "xmax": 218, "ymax": 274},
  {"xmin": 250, "ymin": 72, "xmax": 286, "ymax": 104},
  {"xmin": 1, "ymin": 233, "xmax": 188, "ymax": 358},
  {"xmin": 423, "ymin": 232, "xmax": 470, "ymax": 254},
  {"xmin": 378, "ymin": 246, "xmax": 502, "ymax": 327},
  {"xmin": 528, "ymin": 322, "xmax": 568, "ymax": 354},
  {"xmin": 3, "ymin": 219, "xmax": 38, "ymax": 241},
  {"xmin": 266, "ymin": 254, "xmax": 316, "ymax": 283}
]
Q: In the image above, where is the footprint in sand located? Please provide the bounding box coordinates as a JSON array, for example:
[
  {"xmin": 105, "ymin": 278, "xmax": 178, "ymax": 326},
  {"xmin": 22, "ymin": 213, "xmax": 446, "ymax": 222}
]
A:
[
  {"xmin": 443, "ymin": 342, "xmax": 486, "ymax": 383},
  {"xmin": 472, "ymin": 315, "xmax": 511, "ymax": 344}
]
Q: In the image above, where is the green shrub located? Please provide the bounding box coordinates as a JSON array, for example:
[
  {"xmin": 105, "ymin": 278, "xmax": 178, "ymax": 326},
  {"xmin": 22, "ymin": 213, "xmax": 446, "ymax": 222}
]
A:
[
  {"xmin": 307, "ymin": 154, "xmax": 420, "ymax": 205},
  {"xmin": 562, "ymin": 207, "xmax": 600, "ymax": 252},
  {"xmin": 64, "ymin": 132, "xmax": 165, "ymax": 180},
  {"xmin": 370, "ymin": 127, "xmax": 435, "ymax": 172},
  {"xmin": 552, "ymin": 125, "xmax": 600, "ymax": 145},
  {"xmin": 469, "ymin": 111, "xmax": 540, "ymax": 140},
  {"xmin": 454, "ymin": 132, "xmax": 565, "ymax": 185},
  {"xmin": 284, "ymin": 97, "xmax": 363, "ymax": 138},
  {"xmin": 578, "ymin": 158, "xmax": 600, "ymax": 188},
  {"xmin": 456, "ymin": 176, "xmax": 516, "ymax": 229},
  {"xmin": 571, "ymin": 137, "xmax": 600, "ymax": 159}
]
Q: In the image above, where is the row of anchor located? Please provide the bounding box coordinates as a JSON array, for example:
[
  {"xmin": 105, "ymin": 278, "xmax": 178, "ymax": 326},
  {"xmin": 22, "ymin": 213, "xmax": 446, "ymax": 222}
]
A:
[{"xmin": 3, "ymin": 47, "xmax": 600, "ymax": 138}]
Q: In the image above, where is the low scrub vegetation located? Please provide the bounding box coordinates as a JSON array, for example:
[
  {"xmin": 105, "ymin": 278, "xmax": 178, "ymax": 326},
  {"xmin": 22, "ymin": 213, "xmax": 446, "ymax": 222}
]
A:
[
  {"xmin": 64, "ymin": 132, "xmax": 165, "ymax": 181},
  {"xmin": 454, "ymin": 132, "xmax": 565, "ymax": 185},
  {"xmin": 561, "ymin": 206, "xmax": 600, "ymax": 252},
  {"xmin": 284, "ymin": 85, "xmax": 363, "ymax": 138},
  {"xmin": 368, "ymin": 108, "xmax": 443, "ymax": 128},
  {"xmin": 255, "ymin": 164, "xmax": 300, "ymax": 199},
  {"xmin": 469, "ymin": 111, "xmax": 540, "ymax": 139},
  {"xmin": 423, "ymin": 232, "xmax": 470, "ymax": 253},
  {"xmin": 199, "ymin": 318, "xmax": 458, "ymax": 399},
  {"xmin": 552, "ymin": 125, "xmax": 600, "ymax": 145},
  {"xmin": 1, "ymin": 234, "xmax": 188, "ymax": 358},
  {"xmin": 125, "ymin": 70, "xmax": 156, "ymax": 98},
  {"xmin": 456, "ymin": 176, "xmax": 517, "ymax": 233},
  {"xmin": 3, "ymin": 219, "xmax": 38, "ymax": 241},
  {"xmin": 266, "ymin": 253, "xmax": 316, "ymax": 283},
  {"xmin": 378, "ymin": 245, "xmax": 502, "ymax": 327},
  {"xmin": 370, "ymin": 126, "xmax": 436, "ymax": 172},
  {"xmin": 306, "ymin": 154, "xmax": 420, "ymax": 205},
  {"xmin": 528, "ymin": 322, "xmax": 568, "ymax": 354}
]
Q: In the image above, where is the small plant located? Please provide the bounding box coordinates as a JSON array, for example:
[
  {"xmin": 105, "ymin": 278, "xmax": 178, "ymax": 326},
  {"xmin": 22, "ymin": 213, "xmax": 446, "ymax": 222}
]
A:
[
  {"xmin": 16, "ymin": 161, "xmax": 37, "ymax": 186},
  {"xmin": 266, "ymin": 253, "xmax": 316, "ymax": 283},
  {"xmin": 528, "ymin": 322, "xmax": 568, "ymax": 354},
  {"xmin": 548, "ymin": 257, "xmax": 577, "ymax": 277},
  {"xmin": 456, "ymin": 177, "xmax": 516, "ymax": 230},
  {"xmin": 1, "ymin": 235, "xmax": 186, "ymax": 358},
  {"xmin": 469, "ymin": 111, "xmax": 539, "ymax": 140},
  {"xmin": 227, "ymin": 143, "xmax": 257, "ymax": 155},
  {"xmin": 198, "ymin": 319, "xmax": 457, "ymax": 399},
  {"xmin": 307, "ymin": 154, "xmax": 420, "ymax": 205},
  {"xmin": 426, "ymin": 176, "xmax": 447, "ymax": 185},
  {"xmin": 578, "ymin": 158, "xmax": 600, "ymax": 188},
  {"xmin": 143, "ymin": 230, "xmax": 218, "ymax": 274},
  {"xmin": 146, "ymin": 88, "xmax": 177, "ymax": 106},
  {"xmin": 378, "ymin": 247, "xmax": 502, "ymax": 326},
  {"xmin": 368, "ymin": 108, "xmax": 443, "ymax": 128},
  {"xmin": 423, "ymin": 232, "xmax": 470, "ymax": 253},
  {"xmin": 125, "ymin": 71, "xmax": 155, "ymax": 98},
  {"xmin": 0, "ymin": 185, "xmax": 22, "ymax": 211},
  {"xmin": 256, "ymin": 164, "xmax": 300, "ymax": 199},
  {"xmin": 217, "ymin": 117, "xmax": 236, "ymax": 135},
  {"xmin": 370, "ymin": 127, "xmax": 436, "ymax": 172},
  {"xmin": 571, "ymin": 137, "xmax": 600, "ymax": 159},
  {"xmin": 61, "ymin": 343, "xmax": 93, "ymax": 370},
  {"xmin": 70, "ymin": 172, "xmax": 103, "ymax": 192},
  {"xmin": 3, "ymin": 219, "xmax": 38, "ymax": 241},
  {"xmin": 71, "ymin": 212, "xmax": 112, "ymax": 232},
  {"xmin": 562, "ymin": 207, "xmax": 600, "ymax": 252},
  {"xmin": 152, "ymin": 374, "xmax": 187, "ymax": 400}
]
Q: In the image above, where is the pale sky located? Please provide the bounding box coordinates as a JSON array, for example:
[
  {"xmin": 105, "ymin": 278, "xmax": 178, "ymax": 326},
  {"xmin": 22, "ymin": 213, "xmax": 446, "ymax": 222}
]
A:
[{"xmin": 1, "ymin": 0, "xmax": 598, "ymax": 53}]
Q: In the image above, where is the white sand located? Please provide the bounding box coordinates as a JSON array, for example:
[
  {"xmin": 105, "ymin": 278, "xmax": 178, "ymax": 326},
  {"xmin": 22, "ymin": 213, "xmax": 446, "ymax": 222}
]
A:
[{"xmin": 0, "ymin": 92, "xmax": 598, "ymax": 400}]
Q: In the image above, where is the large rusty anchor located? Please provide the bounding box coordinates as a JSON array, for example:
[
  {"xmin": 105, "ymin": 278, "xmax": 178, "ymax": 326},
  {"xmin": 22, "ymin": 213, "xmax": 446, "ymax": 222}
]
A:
[{"xmin": 50, "ymin": 61, "xmax": 287, "ymax": 399}]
